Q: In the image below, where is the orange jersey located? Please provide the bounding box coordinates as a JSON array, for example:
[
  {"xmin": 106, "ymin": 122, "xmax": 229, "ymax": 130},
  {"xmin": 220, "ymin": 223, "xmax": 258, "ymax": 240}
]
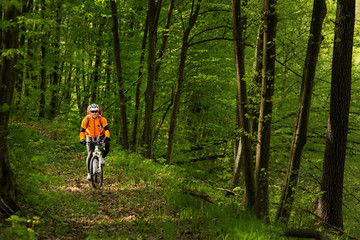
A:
[{"xmin": 79, "ymin": 116, "xmax": 110, "ymax": 140}]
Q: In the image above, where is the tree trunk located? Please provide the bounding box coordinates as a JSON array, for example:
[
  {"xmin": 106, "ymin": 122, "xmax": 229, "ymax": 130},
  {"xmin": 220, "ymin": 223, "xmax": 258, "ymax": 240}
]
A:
[
  {"xmin": 90, "ymin": 26, "xmax": 103, "ymax": 104},
  {"xmin": 49, "ymin": 8, "xmax": 61, "ymax": 119},
  {"xmin": 230, "ymin": 0, "xmax": 255, "ymax": 209},
  {"xmin": 64, "ymin": 63, "xmax": 73, "ymax": 104},
  {"xmin": 166, "ymin": 0, "xmax": 202, "ymax": 164},
  {"xmin": 105, "ymin": 56, "xmax": 111, "ymax": 94},
  {"xmin": 249, "ymin": 25, "xmax": 263, "ymax": 136},
  {"xmin": 276, "ymin": 0, "xmax": 327, "ymax": 224},
  {"xmin": 151, "ymin": 0, "xmax": 174, "ymax": 146},
  {"xmin": 90, "ymin": 48, "xmax": 101, "ymax": 104},
  {"xmin": 155, "ymin": 0, "xmax": 174, "ymax": 80},
  {"xmin": 231, "ymin": 138, "xmax": 242, "ymax": 190},
  {"xmin": 134, "ymin": 0, "xmax": 173, "ymax": 150},
  {"xmin": 132, "ymin": 12, "xmax": 148, "ymax": 150},
  {"xmin": 38, "ymin": 0, "xmax": 47, "ymax": 119},
  {"xmin": 15, "ymin": 0, "xmax": 32, "ymax": 109},
  {"xmin": 143, "ymin": 0, "xmax": 162, "ymax": 158},
  {"xmin": 0, "ymin": 2, "xmax": 20, "ymax": 215},
  {"xmin": 39, "ymin": 44, "xmax": 47, "ymax": 118},
  {"xmin": 110, "ymin": 0, "xmax": 130, "ymax": 150},
  {"xmin": 255, "ymin": 0, "xmax": 277, "ymax": 220},
  {"xmin": 317, "ymin": 0, "xmax": 355, "ymax": 229}
]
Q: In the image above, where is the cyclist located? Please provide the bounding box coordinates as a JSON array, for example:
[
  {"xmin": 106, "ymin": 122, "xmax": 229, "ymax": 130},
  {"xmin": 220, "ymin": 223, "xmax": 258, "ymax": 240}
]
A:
[{"xmin": 79, "ymin": 103, "xmax": 110, "ymax": 181}]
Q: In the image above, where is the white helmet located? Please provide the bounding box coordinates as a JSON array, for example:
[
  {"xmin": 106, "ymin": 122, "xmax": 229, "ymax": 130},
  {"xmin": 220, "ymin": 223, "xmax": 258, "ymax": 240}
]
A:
[{"xmin": 88, "ymin": 103, "xmax": 99, "ymax": 112}]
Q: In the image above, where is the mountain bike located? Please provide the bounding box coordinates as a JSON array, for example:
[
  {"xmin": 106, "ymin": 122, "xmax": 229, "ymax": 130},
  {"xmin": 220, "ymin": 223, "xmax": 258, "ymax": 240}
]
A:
[{"xmin": 89, "ymin": 140, "xmax": 104, "ymax": 189}]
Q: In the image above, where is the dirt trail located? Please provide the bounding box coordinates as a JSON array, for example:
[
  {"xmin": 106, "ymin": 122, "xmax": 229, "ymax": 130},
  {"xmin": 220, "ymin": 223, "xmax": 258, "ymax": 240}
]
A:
[
  {"xmin": 10, "ymin": 122, "xmax": 169, "ymax": 239},
  {"xmin": 51, "ymin": 155, "xmax": 164, "ymax": 239},
  {"xmin": 61, "ymin": 175, "xmax": 128, "ymax": 239}
]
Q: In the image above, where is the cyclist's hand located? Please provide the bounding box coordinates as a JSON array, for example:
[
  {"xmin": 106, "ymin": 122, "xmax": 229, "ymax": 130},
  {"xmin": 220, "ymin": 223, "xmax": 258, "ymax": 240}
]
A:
[
  {"xmin": 80, "ymin": 139, "xmax": 86, "ymax": 145},
  {"xmin": 104, "ymin": 137, "xmax": 110, "ymax": 143}
]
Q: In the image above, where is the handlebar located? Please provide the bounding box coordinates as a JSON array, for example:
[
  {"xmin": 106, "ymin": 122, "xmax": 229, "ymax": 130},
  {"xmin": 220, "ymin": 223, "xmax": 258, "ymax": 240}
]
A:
[{"xmin": 96, "ymin": 139, "xmax": 106, "ymax": 146}]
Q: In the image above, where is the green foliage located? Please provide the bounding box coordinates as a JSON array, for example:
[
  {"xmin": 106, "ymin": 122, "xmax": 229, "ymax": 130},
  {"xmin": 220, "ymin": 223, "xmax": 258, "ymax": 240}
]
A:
[
  {"xmin": 4, "ymin": 0, "xmax": 360, "ymax": 238},
  {"xmin": 3, "ymin": 121, "xmax": 292, "ymax": 239},
  {"xmin": 4, "ymin": 123, "xmax": 98, "ymax": 238},
  {"xmin": 109, "ymin": 146, "xmax": 292, "ymax": 239},
  {"xmin": 0, "ymin": 103, "xmax": 11, "ymax": 113},
  {"xmin": 6, "ymin": 121, "xmax": 357, "ymax": 239},
  {"xmin": 2, "ymin": 215, "xmax": 37, "ymax": 240}
]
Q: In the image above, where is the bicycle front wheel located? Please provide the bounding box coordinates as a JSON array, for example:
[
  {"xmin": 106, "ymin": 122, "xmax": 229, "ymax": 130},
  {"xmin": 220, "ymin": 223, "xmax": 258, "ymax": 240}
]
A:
[{"xmin": 90, "ymin": 156, "xmax": 103, "ymax": 188}]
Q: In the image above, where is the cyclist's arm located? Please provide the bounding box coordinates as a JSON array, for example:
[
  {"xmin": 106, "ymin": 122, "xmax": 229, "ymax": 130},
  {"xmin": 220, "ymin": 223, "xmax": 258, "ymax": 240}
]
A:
[
  {"xmin": 102, "ymin": 118, "xmax": 110, "ymax": 138},
  {"xmin": 79, "ymin": 118, "xmax": 87, "ymax": 141},
  {"xmin": 104, "ymin": 126, "xmax": 110, "ymax": 138}
]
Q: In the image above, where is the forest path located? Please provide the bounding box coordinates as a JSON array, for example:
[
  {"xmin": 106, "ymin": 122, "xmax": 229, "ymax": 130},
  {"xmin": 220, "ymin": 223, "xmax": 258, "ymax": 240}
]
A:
[
  {"xmin": 24, "ymin": 123, "xmax": 169, "ymax": 239},
  {"xmin": 50, "ymin": 148, "xmax": 166, "ymax": 239}
]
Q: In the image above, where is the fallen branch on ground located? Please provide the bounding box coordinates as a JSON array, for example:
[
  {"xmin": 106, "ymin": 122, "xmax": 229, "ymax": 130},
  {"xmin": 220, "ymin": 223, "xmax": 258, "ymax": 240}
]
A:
[
  {"xmin": 303, "ymin": 209, "xmax": 359, "ymax": 239},
  {"xmin": 193, "ymin": 179, "xmax": 235, "ymax": 196},
  {"xmin": 180, "ymin": 189, "xmax": 217, "ymax": 203},
  {"xmin": 284, "ymin": 229, "xmax": 333, "ymax": 240}
]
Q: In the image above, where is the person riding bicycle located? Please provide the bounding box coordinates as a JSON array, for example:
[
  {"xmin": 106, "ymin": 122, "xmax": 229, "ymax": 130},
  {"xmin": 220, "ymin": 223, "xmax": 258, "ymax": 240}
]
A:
[{"xmin": 79, "ymin": 103, "xmax": 110, "ymax": 181}]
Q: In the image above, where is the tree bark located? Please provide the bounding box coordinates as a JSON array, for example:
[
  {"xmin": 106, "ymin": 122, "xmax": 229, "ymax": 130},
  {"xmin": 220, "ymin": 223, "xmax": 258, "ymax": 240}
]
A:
[
  {"xmin": 155, "ymin": 0, "xmax": 174, "ymax": 80},
  {"xmin": 38, "ymin": 0, "xmax": 47, "ymax": 119},
  {"xmin": 276, "ymin": 0, "xmax": 326, "ymax": 224},
  {"xmin": 110, "ymin": 0, "xmax": 130, "ymax": 150},
  {"xmin": 166, "ymin": 0, "xmax": 202, "ymax": 164},
  {"xmin": 249, "ymin": 25, "xmax": 263, "ymax": 136},
  {"xmin": 14, "ymin": 0, "xmax": 33, "ymax": 109},
  {"xmin": 255, "ymin": 0, "xmax": 277, "ymax": 220},
  {"xmin": 317, "ymin": 0, "xmax": 355, "ymax": 229},
  {"xmin": 151, "ymin": 0, "xmax": 174, "ymax": 146},
  {"xmin": 15, "ymin": 0, "xmax": 33, "ymax": 108},
  {"xmin": 132, "ymin": 13, "xmax": 148, "ymax": 150},
  {"xmin": 64, "ymin": 63, "xmax": 73, "ymax": 104},
  {"xmin": 230, "ymin": 138, "xmax": 243, "ymax": 191},
  {"xmin": 143, "ymin": 0, "xmax": 162, "ymax": 158},
  {"xmin": 230, "ymin": 0, "xmax": 255, "ymax": 209},
  {"xmin": 91, "ymin": 23, "xmax": 104, "ymax": 104},
  {"xmin": 49, "ymin": 5, "xmax": 61, "ymax": 119},
  {"xmin": 0, "ymin": 2, "xmax": 21, "ymax": 215}
]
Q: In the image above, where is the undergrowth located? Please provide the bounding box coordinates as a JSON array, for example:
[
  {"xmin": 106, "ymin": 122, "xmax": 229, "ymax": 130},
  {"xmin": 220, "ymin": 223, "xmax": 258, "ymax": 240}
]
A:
[{"xmin": 0, "ymin": 120, "xmax": 347, "ymax": 239}]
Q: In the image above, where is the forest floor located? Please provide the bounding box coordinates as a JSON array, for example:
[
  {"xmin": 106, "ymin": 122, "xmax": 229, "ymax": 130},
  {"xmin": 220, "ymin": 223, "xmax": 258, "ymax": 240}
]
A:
[
  {"xmin": 3, "ymin": 122, "xmax": 184, "ymax": 240},
  {"xmin": 44, "ymin": 156, "xmax": 167, "ymax": 239},
  {"xmin": 2, "ymin": 121, "xmax": 353, "ymax": 240}
]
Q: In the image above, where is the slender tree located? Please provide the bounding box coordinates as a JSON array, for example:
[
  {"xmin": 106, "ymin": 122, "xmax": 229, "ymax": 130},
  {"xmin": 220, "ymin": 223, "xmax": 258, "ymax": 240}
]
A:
[
  {"xmin": 249, "ymin": 25, "xmax": 263, "ymax": 136},
  {"xmin": 151, "ymin": 0, "xmax": 174, "ymax": 147},
  {"xmin": 230, "ymin": 0, "xmax": 255, "ymax": 208},
  {"xmin": 235, "ymin": 25, "xmax": 263, "ymax": 198},
  {"xmin": 255, "ymin": 0, "xmax": 277, "ymax": 219},
  {"xmin": 166, "ymin": 0, "xmax": 202, "ymax": 164},
  {"xmin": 143, "ymin": 0, "xmax": 162, "ymax": 158},
  {"xmin": 132, "ymin": 12, "xmax": 148, "ymax": 150},
  {"xmin": 49, "ymin": 2, "xmax": 61, "ymax": 119},
  {"xmin": 110, "ymin": 0, "xmax": 130, "ymax": 150},
  {"xmin": 91, "ymin": 23, "xmax": 104, "ymax": 104},
  {"xmin": 317, "ymin": 0, "xmax": 355, "ymax": 229},
  {"xmin": 38, "ymin": 0, "xmax": 47, "ymax": 118},
  {"xmin": 15, "ymin": 0, "xmax": 33, "ymax": 108},
  {"xmin": 154, "ymin": 0, "xmax": 174, "ymax": 82},
  {"xmin": 276, "ymin": 0, "xmax": 327, "ymax": 224},
  {"xmin": 0, "ymin": 1, "xmax": 21, "ymax": 215}
]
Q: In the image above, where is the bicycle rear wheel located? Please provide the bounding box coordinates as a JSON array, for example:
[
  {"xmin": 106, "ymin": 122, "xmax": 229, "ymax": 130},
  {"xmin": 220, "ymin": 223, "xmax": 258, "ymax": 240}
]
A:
[{"xmin": 90, "ymin": 156, "xmax": 103, "ymax": 188}]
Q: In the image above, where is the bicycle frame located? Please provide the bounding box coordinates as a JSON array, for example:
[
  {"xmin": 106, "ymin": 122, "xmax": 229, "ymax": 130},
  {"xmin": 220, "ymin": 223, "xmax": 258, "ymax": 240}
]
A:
[
  {"xmin": 88, "ymin": 120, "xmax": 103, "ymax": 164},
  {"xmin": 86, "ymin": 117, "xmax": 105, "ymax": 188},
  {"xmin": 93, "ymin": 143, "xmax": 102, "ymax": 170},
  {"xmin": 89, "ymin": 140, "xmax": 104, "ymax": 188},
  {"xmin": 93, "ymin": 143, "xmax": 102, "ymax": 159}
]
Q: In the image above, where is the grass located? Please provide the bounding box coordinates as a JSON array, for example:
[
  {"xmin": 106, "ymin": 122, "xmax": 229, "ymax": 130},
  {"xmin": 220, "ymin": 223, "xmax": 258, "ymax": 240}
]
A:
[{"xmin": 0, "ymin": 120, "xmax": 350, "ymax": 239}]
